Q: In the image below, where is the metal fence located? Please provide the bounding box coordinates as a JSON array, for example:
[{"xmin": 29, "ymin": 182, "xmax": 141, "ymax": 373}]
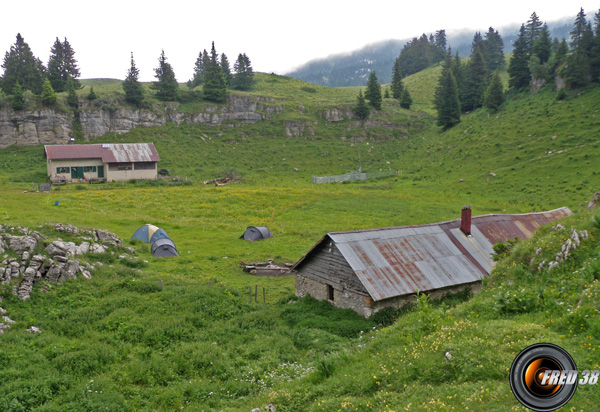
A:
[{"xmin": 312, "ymin": 170, "xmax": 398, "ymax": 184}]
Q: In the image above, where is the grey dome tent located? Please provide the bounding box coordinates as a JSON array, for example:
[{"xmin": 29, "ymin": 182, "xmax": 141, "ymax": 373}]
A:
[
  {"xmin": 151, "ymin": 238, "xmax": 179, "ymax": 257},
  {"xmin": 240, "ymin": 226, "xmax": 273, "ymax": 241}
]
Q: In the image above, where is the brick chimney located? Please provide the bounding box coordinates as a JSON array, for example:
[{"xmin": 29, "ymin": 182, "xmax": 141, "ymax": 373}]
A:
[{"xmin": 460, "ymin": 206, "xmax": 471, "ymax": 235}]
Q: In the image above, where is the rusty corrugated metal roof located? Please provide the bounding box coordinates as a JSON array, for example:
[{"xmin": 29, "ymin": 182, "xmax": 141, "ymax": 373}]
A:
[
  {"xmin": 44, "ymin": 143, "xmax": 160, "ymax": 163},
  {"xmin": 293, "ymin": 207, "xmax": 572, "ymax": 301}
]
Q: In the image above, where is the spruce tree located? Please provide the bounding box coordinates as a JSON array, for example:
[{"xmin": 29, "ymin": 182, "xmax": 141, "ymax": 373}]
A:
[
  {"xmin": 563, "ymin": 8, "xmax": 593, "ymax": 88},
  {"xmin": 484, "ymin": 72, "xmax": 505, "ymax": 111},
  {"xmin": 221, "ymin": 53, "xmax": 232, "ymax": 87},
  {"xmin": 434, "ymin": 54, "xmax": 461, "ymax": 128},
  {"xmin": 66, "ymin": 78, "xmax": 78, "ymax": 108},
  {"xmin": 532, "ymin": 24, "xmax": 552, "ymax": 64},
  {"xmin": 47, "ymin": 38, "xmax": 65, "ymax": 92},
  {"xmin": 87, "ymin": 86, "xmax": 98, "ymax": 101},
  {"xmin": 191, "ymin": 49, "xmax": 208, "ymax": 87},
  {"xmin": 2, "ymin": 34, "xmax": 45, "ymax": 95},
  {"xmin": 462, "ymin": 48, "xmax": 489, "ymax": 112},
  {"xmin": 591, "ymin": 9, "xmax": 600, "ymax": 81},
  {"xmin": 399, "ymin": 87, "xmax": 412, "ymax": 109},
  {"xmin": 390, "ymin": 57, "xmax": 404, "ymax": 99},
  {"xmin": 364, "ymin": 71, "xmax": 382, "ymax": 110},
  {"xmin": 525, "ymin": 12, "xmax": 544, "ymax": 53},
  {"xmin": 62, "ymin": 38, "xmax": 81, "ymax": 89},
  {"xmin": 483, "ymin": 27, "xmax": 505, "ymax": 71},
  {"xmin": 202, "ymin": 42, "xmax": 227, "ymax": 102},
  {"xmin": 41, "ymin": 79, "xmax": 57, "ymax": 106},
  {"xmin": 508, "ymin": 25, "xmax": 531, "ymax": 91},
  {"xmin": 152, "ymin": 50, "xmax": 179, "ymax": 101},
  {"xmin": 353, "ymin": 90, "xmax": 370, "ymax": 120},
  {"xmin": 232, "ymin": 53, "xmax": 255, "ymax": 90},
  {"xmin": 11, "ymin": 83, "xmax": 25, "ymax": 110},
  {"xmin": 122, "ymin": 52, "xmax": 144, "ymax": 105}
]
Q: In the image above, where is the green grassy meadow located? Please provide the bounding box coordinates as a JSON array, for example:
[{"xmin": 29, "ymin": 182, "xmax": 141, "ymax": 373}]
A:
[{"xmin": 0, "ymin": 69, "xmax": 599, "ymax": 411}]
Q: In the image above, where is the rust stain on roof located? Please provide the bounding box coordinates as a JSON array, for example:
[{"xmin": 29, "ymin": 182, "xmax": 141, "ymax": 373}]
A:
[
  {"xmin": 45, "ymin": 143, "xmax": 160, "ymax": 163},
  {"xmin": 293, "ymin": 207, "xmax": 572, "ymax": 302}
]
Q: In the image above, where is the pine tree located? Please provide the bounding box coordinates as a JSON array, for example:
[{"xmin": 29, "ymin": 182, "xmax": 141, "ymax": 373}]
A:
[
  {"xmin": 462, "ymin": 48, "xmax": 489, "ymax": 112},
  {"xmin": 11, "ymin": 83, "xmax": 25, "ymax": 110},
  {"xmin": 364, "ymin": 71, "xmax": 382, "ymax": 110},
  {"xmin": 563, "ymin": 8, "xmax": 593, "ymax": 88},
  {"xmin": 47, "ymin": 38, "xmax": 65, "ymax": 92},
  {"xmin": 483, "ymin": 27, "xmax": 505, "ymax": 71},
  {"xmin": 151, "ymin": 50, "xmax": 179, "ymax": 101},
  {"xmin": 2, "ymin": 33, "xmax": 45, "ymax": 95},
  {"xmin": 434, "ymin": 54, "xmax": 461, "ymax": 128},
  {"xmin": 384, "ymin": 88, "xmax": 390, "ymax": 99},
  {"xmin": 87, "ymin": 86, "xmax": 98, "ymax": 101},
  {"xmin": 191, "ymin": 49, "xmax": 208, "ymax": 87},
  {"xmin": 433, "ymin": 30, "xmax": 447, "ymax": 62},
  {"xmin": 122, "ymin": 52, "xmax": 144, "ymax": 105},
  {"xmin": 202, "ymin": 42, "xmax": 227, "ymax": 102},
  {"xmin": 525, "ymin": 12, "xmax": 544, "ymax": 53},
  {"xmin": 221, "ymin": 53, "xmax": 232, "ymax": 87},
  {"xmin": 47, "ymin": 37, "xmax": 81, "ymax": 93},
  {"xmin": 232, "ymin": 53, "xmax": 255, "ymax": 90},
  {"xmin": 66, "ymin": 78, "xmax": 78, "ymax": 108},
  {"xmin": 508, "ymin": 25, "xmax": 532, "ymax": 91},
  {"xmin": 591, "ymin": 9, "xmax": 600, "ymax": 81},
  {"xmin": 532, "ymin": 24, "xmax": 552, "ymax": 64},
  {"xmin": 399, "ymin": 87, "xmax": 412, "ymax": 109},
  {"xmin": 484, "ymin": 72, "xmax": 505, "ymax": 111},
  {"xmin": 41, "ymin": 79, "xmax": 57, "ymax": 106},
  {"xmin": 353, "ymin": 90, "xmax": 370, "ymax": 120},
  {"xmin": 390, "ymin": 57, "xmax": 404, "ymax": 99}
]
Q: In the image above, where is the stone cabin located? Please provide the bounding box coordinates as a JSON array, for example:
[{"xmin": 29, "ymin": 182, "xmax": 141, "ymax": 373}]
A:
[
  {"xmin": 44, "ymin": 143, "xmax": 160, "ymax": 183},
  {"xmin": 293, "ymin": 207, "xmax": 572, "ymax": 317}
]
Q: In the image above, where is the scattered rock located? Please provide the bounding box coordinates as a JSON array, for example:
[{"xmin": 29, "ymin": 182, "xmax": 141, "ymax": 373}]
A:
[
  {"xmin": 8, "ymin": 235, "xmax": 38, "ymax": 254},
  {"xmin": 588, "ymin": 192, "xmax": 600, "ymax": 209},
  {"xmin": 26, "ymin": 326, "xmax": 41, "ymax": 334},
  {"xmin": 3, "ymin": 315, "xmax": 15, "ymax": 324}
]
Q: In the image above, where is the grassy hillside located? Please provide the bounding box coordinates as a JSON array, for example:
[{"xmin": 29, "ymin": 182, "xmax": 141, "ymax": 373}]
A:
[{"xmin": 0, "ymin": 71, "xmax": 599, "ymax": 411}]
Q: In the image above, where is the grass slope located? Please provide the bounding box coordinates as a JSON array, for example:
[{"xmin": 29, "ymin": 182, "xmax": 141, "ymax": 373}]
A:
[{"xmin": 0, "ymin": 71, "xmax": 599, "ymax": 411}]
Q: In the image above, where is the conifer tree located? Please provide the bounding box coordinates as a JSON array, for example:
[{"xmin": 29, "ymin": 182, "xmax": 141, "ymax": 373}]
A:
[
  {"xmin": 508, "ymin": 25, "xmax": 532, "ymax": 91},
  {"xmin": 563, "ymin": 8, "xmax": 593, "ymax": 88},
  {"xmin": 364, "ymin": 71, "xmax": 382, "ymax": 110},
  {"xmin": 66, "ymin": 78, "xmax": 78, "ymax": 108},
  {"xmin": 47, "ymin": 37, "xmax": 81, "ymax": 93},
  {"xmin": 484, "ymin": 72, "xmax": 505, "ymax": 111},
  {"xmin": 87, "ymin": 86, "xmax": 98, "ymax": 101},
  {"xmin": 122, "ymin": 52, "xmax": 144, "ymax": 105},
  {"xmin": 11, "ymin": 83, "xmax": 25, "ymax": 110},
  {"xmin": 483, "ymin": 27, "xmax": 505, "ymax": 71},
  {"xmin": 221, "ymin": 54, "xmax": 232, "ymax": 87},
  {"xmin": 390, "ymin": 57, "xmax": 404, "ymax": 99},
  {"xmin": 384, "ymin": 87, "xmax": 390, "ymax": 99},
  {"xmin": 399, "ymin": 87, "xmax": 412, "ymax": 109},
  {"xmin": 203, "ymin": 42, "xmax": 227, "ymax": 102},
  {"xmin": 41, "ymin": 79, "xmax": 57, "ymax": 106},
  {"xmin": 2, "ymin": 34, "xmax": 45, "ymax": 95},
  {"xmin": 152, "ymin": 50, "xmax": 179, "ymax": 101},
  {"xmin": 525, "ymin": 12, "xmax": 544, "ymax": 53},
  {"xmin": 353, "ymin": 90, "xmax": 370, "ymax": 120},
  {"xmin": 591, "ymin": 9, "xmax": 600, "ymax": 81},
  {"xmin": 532, "ymin": 24, "xmax": 552, "ymax": 64},
  {"xmin": 434, "ymin": 54, "xmax": 461, "ymax": 128},
  {"xmin": 462, "ymin": 48, "xmax": 489, "ymax": 112},
  {"xmin": 191, "ymin": 49, "xmax": 208, "ymax": 87},
  {"xmin": 232, "ymin": 53, "xmax": 255, "ymax": 90}
]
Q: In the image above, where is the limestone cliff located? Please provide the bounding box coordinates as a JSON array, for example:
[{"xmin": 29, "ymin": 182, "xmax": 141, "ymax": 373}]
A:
[{"xmin": 0, "ymin": 95, "xmax": 283, "ymax": 148}]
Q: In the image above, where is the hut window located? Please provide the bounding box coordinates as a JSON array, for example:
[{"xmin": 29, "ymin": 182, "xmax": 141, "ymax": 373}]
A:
[
  {"xmin": 56, "ymin": 167, "xmax": 70, "ymax": 174},
  {"xmin": 109, "ymin": 163, "xmax": 133, "ymax": 171},
  {"xmin": 84, "ymin": 166, "xmax": 97, "ymax": 172},
  {"xmin": 134, "ymin": 162, "xmax": 156, "ymax": 170},
  {"xmin": 327, "ymin": 285, "xmax": 334, "ymax": 301}
]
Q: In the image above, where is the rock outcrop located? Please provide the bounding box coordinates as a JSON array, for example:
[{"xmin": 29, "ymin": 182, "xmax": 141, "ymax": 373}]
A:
[
  {"xmin": 0, "ymin": 95, "xmax": 284, "ymax": 148},
  {"xmin": 0, "ymin": 223, "xmax": 127, "ymax": 300}
]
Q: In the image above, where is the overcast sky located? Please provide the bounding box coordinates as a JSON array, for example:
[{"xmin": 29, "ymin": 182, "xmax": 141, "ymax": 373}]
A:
[{"xmin": 1, "ymin": 1, "xmax": 598, "ymax": 82}]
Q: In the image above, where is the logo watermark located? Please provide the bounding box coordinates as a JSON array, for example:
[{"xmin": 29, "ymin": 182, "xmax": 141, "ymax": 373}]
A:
[{"xmin": 510, "ymin": 343, "xmax": 598, "ymax": 411}]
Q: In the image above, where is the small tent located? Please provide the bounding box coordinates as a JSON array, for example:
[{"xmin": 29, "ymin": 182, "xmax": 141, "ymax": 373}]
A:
[
  {"xmin": 151, "ymin": 238, "xmax": 179, "ymax": 257},
  {"xmin": 240, "ymin": 226, "xmax": 273, "ymax": 241},
  {"xmin": 131, "ymin": 224, "xmax": 171, "ymax": 243}
]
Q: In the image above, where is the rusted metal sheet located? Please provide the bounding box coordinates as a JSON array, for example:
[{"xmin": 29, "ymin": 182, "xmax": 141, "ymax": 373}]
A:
[
  {"xmin": 101, "ymin": 143, "xmax": 160, "ymax": 163},
  {"xmin": 293, "ymin": 207, "xmax": 572, "ymax": 303},
  {"xmin": 44, "ymin": 143, "xmax": 160, "ymax": 163}
]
